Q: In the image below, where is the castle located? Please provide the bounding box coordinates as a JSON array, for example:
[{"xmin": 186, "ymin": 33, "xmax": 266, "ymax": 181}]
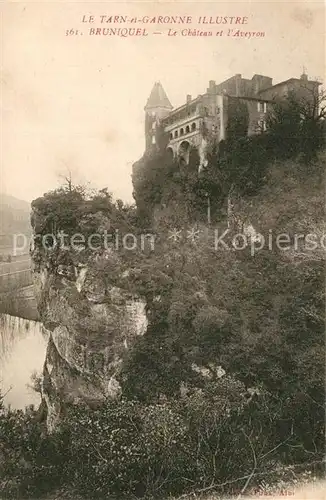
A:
[{"xmin": 144, "ymin": 72, "xmax": 320, "ymax": 169}]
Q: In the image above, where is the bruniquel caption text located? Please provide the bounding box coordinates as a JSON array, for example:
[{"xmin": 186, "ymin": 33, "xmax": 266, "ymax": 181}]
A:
[{"xmin": 64, "ymin": 14, "xmax": 266, "ymax": 38}]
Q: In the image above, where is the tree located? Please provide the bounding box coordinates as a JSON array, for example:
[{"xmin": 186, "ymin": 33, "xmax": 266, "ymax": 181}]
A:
[
  {"xmin": 266, "ymin": 92, "xmax": 302, "ymax": 159},
  {"xmin": 296, "ymin": 86, "xmax": 326, "ymax": 161},
  {"xmin": 226, "ymin": 98, "xmax": 250, "ymax": 142},
  {"xmin": 267, "ymin": 88, "xmax": 326, "ymax": 162}
]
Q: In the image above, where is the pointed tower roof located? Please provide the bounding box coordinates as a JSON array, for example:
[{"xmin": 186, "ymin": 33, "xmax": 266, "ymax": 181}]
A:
[{"xmin": 145, "ymin": 81, "xmax": 173, "ymax": 111}]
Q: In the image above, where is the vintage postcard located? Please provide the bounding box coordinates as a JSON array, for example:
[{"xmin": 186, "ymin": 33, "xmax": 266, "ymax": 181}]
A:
[{"xmin": 0, "ymin": 0, "xmax": 325, "ymax": 498}]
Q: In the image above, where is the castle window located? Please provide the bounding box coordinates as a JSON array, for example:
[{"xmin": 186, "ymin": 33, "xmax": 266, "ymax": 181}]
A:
[
  {"xmin": 263, "ymin": 102, "xmax": 267, "ymax": 113},
  {"xmin": 186, "ymin": 125, "xmax": 190, "ymax": 134},
  {"xmin": 174, "ymin": 130, "xmax": 178, "ymax": 138},
  {"xmin": 191, "ymin": 122, "xmax": 196, "ymax": 131},
  {"xmin": 180, "ymin": 128, "xmax": 184, "ymax": 136},
  {"xmin": 152, "ymin": 122, "xmax": 156, "ymax": 130},
  {"xmin": 152, "ymin": 135, "xmax": 156, "ymax": 144},
  {"xmin": 257, "ymin": 102, "xmax": 265, "ymax": 112},
  {"xmin": 169, "ymin": 132, "xmax": 173, "ymax": 140}
]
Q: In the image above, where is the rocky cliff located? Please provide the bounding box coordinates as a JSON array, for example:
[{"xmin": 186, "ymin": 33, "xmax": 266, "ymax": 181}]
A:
[{"xmin": 31, "ymin": 246, "xmax": 148, "ymax": 431}]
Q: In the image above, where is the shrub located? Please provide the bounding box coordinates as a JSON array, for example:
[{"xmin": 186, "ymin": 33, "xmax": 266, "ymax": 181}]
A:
[
  {"xmin": 59, "ymin": 380, "xmax": 269, "ymax": 498},
  {"xmin": 1, "ymin": 378, "xmax": 324, "ymax": 499},
  {"xmin": 61, "ymin": 400, "xmax": 147, "ymax": 497}
]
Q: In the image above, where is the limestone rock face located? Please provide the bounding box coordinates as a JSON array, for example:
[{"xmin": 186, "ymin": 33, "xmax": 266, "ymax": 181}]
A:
[{"xmin": 32, "ymin": 249, "xmax": 148, "ymax": 431}]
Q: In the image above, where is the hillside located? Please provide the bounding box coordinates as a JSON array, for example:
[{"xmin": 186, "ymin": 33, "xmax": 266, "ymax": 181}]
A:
[
  {"xmin": 0, "ymin": 93, "xmax": 325, "ymax": 499},
  {"xmin": 0, "ymin": 193, "xmax": 32, "ymax": 251}
]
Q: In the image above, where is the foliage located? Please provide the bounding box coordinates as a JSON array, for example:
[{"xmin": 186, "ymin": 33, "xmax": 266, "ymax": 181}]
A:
[
  {"xmin": 267, "ymin": 89, "xmax": 326, "ymax": 163},
  {"xmin": 123, "ymin": 149, "xmax": 325, "ymax": 474},
  {"xmin": 132, "ymin": 149, "xmax": 178, "ymax": 225},
  {"xmin": 226, "ymin": 97, "xmax": 250, "ymax": 141},
  {"xmin": 31, "ymin": 185, "xmax": 139, "ymax": 261},
  {"xmin": 0, "ymin": 398, "xmax": 67, "ymax": 498},
  {"xmin": 1, "ymin": 377, "xmax": 324, "ymax": 499}
]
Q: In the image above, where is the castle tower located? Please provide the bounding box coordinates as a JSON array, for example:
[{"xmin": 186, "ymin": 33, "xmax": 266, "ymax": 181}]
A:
[{"xmin": 144, "ymin": 81, "xmax": 173, "ymax": 150}]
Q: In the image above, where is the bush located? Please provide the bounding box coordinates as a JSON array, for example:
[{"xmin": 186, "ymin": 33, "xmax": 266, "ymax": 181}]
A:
[
  {"xmin": 61, "ymin": 400, "xmax": 146, "ymax": 497},
  {"xmin": 57, "ymin": 380, "xmax": 270, "ymax": 498},
  {"xmin": 1, "ymin": 375, "xmax": 324, "ymax": 499},
  {"xmin": 0, "ymin": 399, "xmax": 67, "ymax": 498}
]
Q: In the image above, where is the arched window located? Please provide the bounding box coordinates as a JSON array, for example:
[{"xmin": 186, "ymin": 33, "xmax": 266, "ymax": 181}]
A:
[
  {"xmin": 180, "ymin": 128, "xmax": 184, "ymax": 136},
  {"xmin": 170, "ymin": 132, "xmax": 173, "ymax": 140},
  {"xmin": 174, "ymin": 130, "xmax": 178, "ymax": 138},
  {"xmin": 191, "ymin": 122, "xmax": 196, "ymax": 131},
  {"xmin": 186, "ymin": 125, "xmax": 190, "ymax": 134}
]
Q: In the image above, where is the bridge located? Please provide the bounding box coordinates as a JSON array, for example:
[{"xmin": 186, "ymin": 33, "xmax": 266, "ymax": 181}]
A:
[{"xmin": 0, "ymin": 254, "xmax": 39, "ymax": 321}]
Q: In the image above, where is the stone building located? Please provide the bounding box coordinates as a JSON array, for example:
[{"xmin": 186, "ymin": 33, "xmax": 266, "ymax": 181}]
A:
[{"xmin": 144, "ymin": 72, "xmax": 320, "ymax": 169}]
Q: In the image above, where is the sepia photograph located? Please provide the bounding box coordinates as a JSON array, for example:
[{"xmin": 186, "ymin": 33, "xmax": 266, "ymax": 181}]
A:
[{"xmin": 0, "ymin": 0, "xmax": 325, "ymax": 498}]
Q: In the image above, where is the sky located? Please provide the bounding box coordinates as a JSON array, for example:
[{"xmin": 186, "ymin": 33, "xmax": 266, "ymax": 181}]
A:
[{"xmin": 1, "ymin": 0, "xmax": 325, "ymax": 204}]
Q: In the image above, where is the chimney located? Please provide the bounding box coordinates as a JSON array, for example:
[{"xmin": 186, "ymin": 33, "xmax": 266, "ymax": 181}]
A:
[
  {"xmin": 206, "ymin": 80, "xmax": 216, "ymax": 94},
  {"xmin": 186, "ymin": 94, "xmax": 192, "ymax": 104},
  {"xmin": 235, "ymin": 74, "xmax": 242, "ymax": 96},
  {"xmin": 209, "ymin": 80, "xmax": 216, "ymax": 93},
  {"xmin": 300, "ymin": 72, "xmax": 308, "ymax": 81}
]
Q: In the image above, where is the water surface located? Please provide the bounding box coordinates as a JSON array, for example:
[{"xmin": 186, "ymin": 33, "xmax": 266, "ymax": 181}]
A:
[{"xmin": 0, "ymin": 314, "xmax": 47, "ymax": 408}]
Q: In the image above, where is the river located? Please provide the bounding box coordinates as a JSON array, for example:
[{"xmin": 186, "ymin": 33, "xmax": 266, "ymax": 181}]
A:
[{"xmin": 0, "ymin": 314, "xmax": 48, "ymax": 408}]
